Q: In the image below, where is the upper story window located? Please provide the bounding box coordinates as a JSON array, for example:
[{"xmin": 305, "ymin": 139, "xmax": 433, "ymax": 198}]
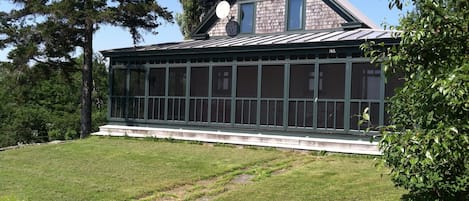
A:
[
  {"xmin": 239, "ymin": 3, "xmax": 255, "ymax": 33},
  {"xmin": 287, "ymin": 0, "xmax": 304, "ymax": 31}
]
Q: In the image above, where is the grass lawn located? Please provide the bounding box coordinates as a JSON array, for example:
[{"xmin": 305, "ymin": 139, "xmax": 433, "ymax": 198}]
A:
[
  {"xmin": 0, "ymin": 137, "xmax": 405, "ymax": 201},
  {"xmin": 215, "ymin": 156, "xmax": 404, "ymax": 201}
]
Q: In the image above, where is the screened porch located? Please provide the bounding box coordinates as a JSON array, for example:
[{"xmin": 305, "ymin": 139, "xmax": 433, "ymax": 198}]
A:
[{"xmin": 108, "ymin": 53, "xmax": 401, "ymax": 135}]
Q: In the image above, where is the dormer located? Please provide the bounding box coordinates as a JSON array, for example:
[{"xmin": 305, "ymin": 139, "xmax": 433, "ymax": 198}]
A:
[{"xmin": 192, "ymin": 0, "xmax": 379, "ymax": 39}]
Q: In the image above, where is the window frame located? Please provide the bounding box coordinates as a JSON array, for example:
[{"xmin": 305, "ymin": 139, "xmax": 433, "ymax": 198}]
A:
[
  {"xmin": 286, "ymin": 0, "xmax": 306, "ymax": 31},
  {"xmin": 238, "ymin": 2, "xmax": 256, "ymax": 34}
]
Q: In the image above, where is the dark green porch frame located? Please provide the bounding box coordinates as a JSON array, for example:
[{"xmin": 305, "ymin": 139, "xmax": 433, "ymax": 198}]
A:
[{"xmin": 108, "ymin": 58, "xmax": 388, "ymax": 135}]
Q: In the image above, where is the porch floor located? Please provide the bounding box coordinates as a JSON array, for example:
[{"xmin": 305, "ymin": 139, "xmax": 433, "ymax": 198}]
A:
[{"xmin": 93, "ymin": 125, "xmax": 380, "ymax": 155}]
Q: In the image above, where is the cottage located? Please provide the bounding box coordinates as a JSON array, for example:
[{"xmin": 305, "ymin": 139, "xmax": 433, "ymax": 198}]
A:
[{"xmin": 97, "ymin": 0, "xmax": 402, "ymax": 154}]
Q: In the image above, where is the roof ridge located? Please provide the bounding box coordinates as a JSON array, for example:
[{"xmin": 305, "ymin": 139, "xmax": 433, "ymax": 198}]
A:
[{"xmin": 356, "ymin": 28, "xmax": 402, "ymax": 32}]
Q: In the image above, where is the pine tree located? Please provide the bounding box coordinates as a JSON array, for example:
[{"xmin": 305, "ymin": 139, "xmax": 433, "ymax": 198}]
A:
[
  {"xmin": 176, "ymin": 0, "xmax": 215, "ymax": 38},
  {"xmin": 0, "ymin": 0, "xmax": 173, "ymax": 138}
]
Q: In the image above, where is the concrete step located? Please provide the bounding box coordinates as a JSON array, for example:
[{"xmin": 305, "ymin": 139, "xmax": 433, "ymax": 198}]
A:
[{"xmin": 93, "ymin": 125, "xmax": 380, "ymax": 155}]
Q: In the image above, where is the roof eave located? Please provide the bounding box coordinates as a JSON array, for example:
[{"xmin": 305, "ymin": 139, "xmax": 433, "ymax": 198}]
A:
[{"xmin": 101, "ymin": 38, "xmax": 399, "ymax": 58}]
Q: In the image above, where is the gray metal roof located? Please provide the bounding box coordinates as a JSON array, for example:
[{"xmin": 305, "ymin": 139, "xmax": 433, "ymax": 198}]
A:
[{"xmin": 102, "ymin": 29, "xmax": 399, "ymax": 56}]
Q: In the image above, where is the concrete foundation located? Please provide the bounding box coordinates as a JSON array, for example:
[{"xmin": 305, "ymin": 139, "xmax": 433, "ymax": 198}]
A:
[{"xmin": 93, "ymin": 125, "xmax": 380, "ymax": 155}]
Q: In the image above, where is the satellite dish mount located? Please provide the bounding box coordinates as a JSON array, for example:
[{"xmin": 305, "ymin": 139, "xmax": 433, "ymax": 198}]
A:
[{"xmin": 216, "ymin": 1, "xmax": 239, "ymax": 37}]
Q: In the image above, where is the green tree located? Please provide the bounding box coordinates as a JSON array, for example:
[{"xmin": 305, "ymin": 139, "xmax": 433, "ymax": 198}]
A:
[
  {"xmin": 364, "ymin": 0, "xmax": 468, "ymax": 200},
  {"xmin": 0, "ymin": 0, "xmax": 173, "ymax": 138},
  {"xmin": 0, "ymin": 56, "xmax": 109, "ymax": 147},
  {"xmin": 176, "ymin": 0, "xmax": 214, "ymax": 38},
  {"xmin": 0, "ymin": 63, "xmax": 17, "ymax": 147}
]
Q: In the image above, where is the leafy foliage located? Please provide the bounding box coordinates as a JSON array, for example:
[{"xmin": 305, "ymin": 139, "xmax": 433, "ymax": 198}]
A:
[
  {"xmin": 176, "ymin": 0, "xmax": 215, "ymax": 38},
  {"xmin": 363, "ymin": 0, "xmax": 468, "ymax": 200},
  {"xmin": 0, "ymin": 57, "xmax": 108, "ymax": 147},
  {"xmin": 0, "ymin": 0, "xmax": 173, "ymax": 137},
  {"xmin": 0, "ymin": 0, "xmax": 173, "ymax": 63}
]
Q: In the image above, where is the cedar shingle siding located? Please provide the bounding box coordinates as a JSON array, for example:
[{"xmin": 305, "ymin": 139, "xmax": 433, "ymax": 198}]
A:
[
  {"xmin": 208, "ymin": 4, "xmax": 239, "ymax": 36},
  {"xmin": 256, "ymin": 0, "xmax": 286, "ymax": 33},
  {"xmin": 305, "ymin": 0, "xmax": 346, "ymax": 30},
  {"xmin": 208, "ymin": 0, "xmax": 346, "ymax": 37}
]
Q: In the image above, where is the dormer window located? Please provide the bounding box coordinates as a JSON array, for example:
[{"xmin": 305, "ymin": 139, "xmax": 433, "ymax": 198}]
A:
[
  {"xmin": 287, "ymin": 0, "xmax": 305, "ymax": 31},
  {"xmin": 239, "ymin": 2, "xmax": 255, "ymax": 33}
]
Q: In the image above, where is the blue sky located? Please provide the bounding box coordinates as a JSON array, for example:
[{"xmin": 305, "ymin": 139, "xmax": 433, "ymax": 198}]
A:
[{"xmin": 0, "ymin": 0, "xmax": 409, "ymax": 61}]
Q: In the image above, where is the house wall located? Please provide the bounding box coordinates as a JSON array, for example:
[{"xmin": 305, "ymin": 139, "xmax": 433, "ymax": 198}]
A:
[
  {"xmin": 208, "ymin": 4, "xmax": 239, "ymax": 37},
  {"xmin": 305, "ymin": 0, "xmax": 346, "ymax": 30},
  {"xmin": 256, "ymin": 0, "xmax": 286, "ymax": 34},
  {"xmin": 208, "ymin": 0, "xmax": 346, "ymax": 37}
]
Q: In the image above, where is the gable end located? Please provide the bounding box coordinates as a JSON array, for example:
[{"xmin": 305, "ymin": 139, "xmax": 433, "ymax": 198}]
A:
[{"xmin": 192, "ymin": 0, "xmax": 378, "ymax": 39}]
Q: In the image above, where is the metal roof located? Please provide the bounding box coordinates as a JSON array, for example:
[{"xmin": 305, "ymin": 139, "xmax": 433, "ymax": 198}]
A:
[{"xmin": 101, "ymin": 29, "xmax": 399, "ymax": 56}]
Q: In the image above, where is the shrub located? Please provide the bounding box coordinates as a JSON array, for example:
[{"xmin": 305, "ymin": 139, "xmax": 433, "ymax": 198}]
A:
[{"xmin": 364, "ymin": 0, "xmax": 469, "ymax": 200}]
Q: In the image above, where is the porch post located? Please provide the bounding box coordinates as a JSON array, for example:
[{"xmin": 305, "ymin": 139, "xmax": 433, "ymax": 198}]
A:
[
  {"xmin": 185, "ymin": 61, "xmax": 191, "ymax": 123},
  {"xmin": 313, "ymin": 59, "xmax": 319, "ymax": 129},
  {"xmin": 144, "ymin": 65, "xmax": 149, "ymax": 121},
  {"xmin": 125, "ymin": 67, "xmax": 130, "ymax": 119},
  {"xmin": 344, "ymin": 56, "xmax": 352, "ymax": 133},
  {"xmin": 256, "ymin": 60, "xmax": 262, "ymax": 128},
  {"xmin": 107, "ymin": 60, "xmax": 113, "ymax": 120},
  {"xmin": 164, "ymin": 62, "xmax": 169, "ymax": 121},
  {"xmin": 208, "ymin": 61, "xmax": 213, "ymax": 124},
  {"xmin": 379, "ymin": 63, "xmax": 385, "ymax": 126},
  {"xmin": 283, "ymin": 60, "xmax": 290, "ymax": 130},
  {"xmin": 231, "ymin": 60, "xmax": 237, "ymax": 127}
]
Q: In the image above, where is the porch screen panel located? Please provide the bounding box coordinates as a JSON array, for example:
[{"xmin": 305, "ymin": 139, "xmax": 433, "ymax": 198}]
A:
[
  {"xmin": 385, "ymin": 74, "xmax": 404, "ymax": 98},
  {"xmin": 111, "ymin": 69, "xmax": 126, "ymax": 118},
  {"xmin": 317, "ymin": 64, "xmax": 345, "ymax": 129},
  {"xmin": 289, "ymin": 64, "xmax": 314, "ymax": 127},
  {"xmin": 260, "ymin": 65, "xmax": 284, "ymax": 126},
  {"xmin": 127, "ymin": 69, "xmax": 145, "ymax": 119},
  {"xmin": 211, "ymin": 66, "xmax": 232, "ymax": 123},
  {"xmin": 350, "ymin": 63, "xmax": 381, "ymax": 130},
  {"xmin": 168, "ymin": 68, "xmax": 186, "ymax": 121},
  {"xmin": 236, "ymin": 66, "xmax": 257, "ymax": 124},
  {"xmin": 148, "ymin": 68, "xmax": 166, "ymax": 120},
  {"xmin": 384, "ymin": 74, "xmax": 405, "ymax": 124},
  {"xmin": 190, "ymin": 67, "xmax": 209, "ymax": 122}
]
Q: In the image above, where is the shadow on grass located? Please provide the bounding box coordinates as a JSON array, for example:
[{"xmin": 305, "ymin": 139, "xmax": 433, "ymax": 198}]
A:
[{"xmin": 401, "ymin": 191, "xmax": 468, "ymax": 201}]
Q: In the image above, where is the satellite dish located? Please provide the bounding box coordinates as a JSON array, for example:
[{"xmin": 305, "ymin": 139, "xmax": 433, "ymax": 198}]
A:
[
  {"xmin": 225, "ymin": 20, "xmax": 240, "ymax": 37},
  {"xmin": 216, "ymin": 1, "xmax": 230, "ymax": 19}
]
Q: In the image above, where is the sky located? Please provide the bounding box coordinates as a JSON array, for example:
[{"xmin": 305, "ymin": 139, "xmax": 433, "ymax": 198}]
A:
[{"xmin": 0, "ymin": 0, "xmax": 410, "ymax": 62}]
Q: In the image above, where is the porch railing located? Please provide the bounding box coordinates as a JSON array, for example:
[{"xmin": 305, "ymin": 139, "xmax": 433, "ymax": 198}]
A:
[
  {"xmin": 211, "ymin": 97, "xmax": 231, "ymax": 124},
  {"xmin": 167, "ymin": 97, "xmax": 186, "ymax": 121},
  {"xmin": 259, "ymin": 98, "xmax": 284, "ymax": 127},
  {"xmin": 350, "ymin": 99, "xmax": 381, "ymax": 131},
  {"xmin": 317, "ymin": 99, "xmax": 345, "ymax": 130},
  {"xmin": 110, "ymin": 95, "xmax": 383, "ymax": 133},
  {"xmin": 288, "ymin": 99, "xmax": 314, "ymax": 128},
  {"xmin": 235, "ymin": 98, "xmax": 257, "ymax": 125}
]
